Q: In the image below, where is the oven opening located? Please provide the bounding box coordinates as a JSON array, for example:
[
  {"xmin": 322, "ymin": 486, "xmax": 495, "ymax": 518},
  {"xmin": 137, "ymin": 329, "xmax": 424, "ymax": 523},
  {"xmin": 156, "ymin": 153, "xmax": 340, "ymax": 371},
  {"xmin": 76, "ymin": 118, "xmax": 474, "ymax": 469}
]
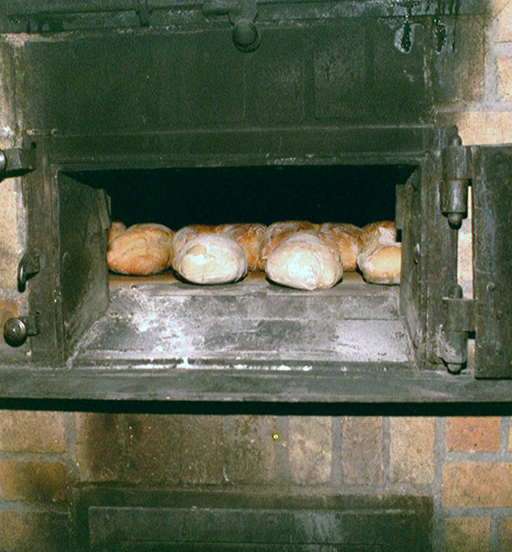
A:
[{"xmin": 64, "ymin": 163, "xmax": 417, "ymax": 369}]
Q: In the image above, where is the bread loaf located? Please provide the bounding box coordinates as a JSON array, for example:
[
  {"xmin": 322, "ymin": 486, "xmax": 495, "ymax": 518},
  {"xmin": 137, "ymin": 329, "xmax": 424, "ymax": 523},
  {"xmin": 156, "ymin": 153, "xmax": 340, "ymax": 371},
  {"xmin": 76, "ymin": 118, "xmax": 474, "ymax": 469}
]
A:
[
  {"xmin": 259, "ymin": 221, "xmax": 319, "ymax": 269},
  {"xmin": 216, "ymin": 223, "xmax": 266, "ymax": 271},
  {"xmin": 107, "ymin": 223, "xmax": 174, "ymax": 276},
  {"xmin": 359, "ymin": 220, "xmax": 397, "ymax": 244},
  {"xmin": 173, "ymin": 224, "xmax": 217, "ymax": 254},
  {"xmin": 266, "ymin": 231, "xmax": 343, "ymax": 290},
  {"xmin": 107, "ymin": 221, "xmax": 127, "ymax": 247},
  {"xmin": 173, "ymin": 234, "xmax": 247, "ymax": 285},
  {"xmin": 357, "ymin": 225, "xmax": 401, "ymax": 285},
  {"xmin": 320, "ymin": 223, "xmax": 363, "ymax": 272}
]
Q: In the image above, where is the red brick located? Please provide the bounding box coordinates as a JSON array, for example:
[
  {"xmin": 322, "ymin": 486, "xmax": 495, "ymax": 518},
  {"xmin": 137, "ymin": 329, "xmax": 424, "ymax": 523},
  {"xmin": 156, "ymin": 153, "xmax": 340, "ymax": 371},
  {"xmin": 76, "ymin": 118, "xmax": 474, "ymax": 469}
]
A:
[
  {"xmin": 0, "ymin": 462, "xmax": 67, "ymax": 502},
  {"xmin": 75, "ymin": 412, "xmax": 122, "ymax": 482},
  {"xmin": 340, "ymin": 417, "xmax": 383, "ymax": 485},
  {"xmin": 446, "ymin": 417, "xmax": 501, "ymax": 452},
  {"xmin": 443, "ymin": 463, "xmax": 512, "ymax": 507},
  {"xmin": 0, "ymin": 511, "xmax": 69, "ymax": 552},
  {"xmin": 0, "ymin": 411, "xmax": 67, "ymax": 453},
  {"xmin": 445, "ymin": 518, "xmax": 490, "ymax": 552}
]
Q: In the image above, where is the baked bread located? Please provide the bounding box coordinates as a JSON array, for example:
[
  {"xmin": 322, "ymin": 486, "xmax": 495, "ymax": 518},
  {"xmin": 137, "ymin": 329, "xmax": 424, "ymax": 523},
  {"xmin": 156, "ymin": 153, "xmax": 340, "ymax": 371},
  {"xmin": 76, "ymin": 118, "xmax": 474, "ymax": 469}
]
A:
[
  {"xmin": 359, "ymin": 220, "xmax": 397, "ymax": 245},
  {"xmin": 173, "ymin": 224, "xmax": 217, "ymax": 254},
  {"xmin": 107, "ymin": 223, "xmax": 174, "ymax": 276},
  {"xmin": 107, "ymin": 221, "xmax": 127, "ymax": 247},
  {"xmin": 173, "ymin": 234, "xmax": 247, "ymax": 285},
  {"xmin": 357, "ymin": 226, "xmax": 401, "ymax": 285},
  {"xmin": 320, "ymin": 223, "xmax": 363, "ymax": 272},
  {"xmin": 259, "ymin": 221, "xmax": 319, "ymax": 270},
  {"xmin": 216, "ymin": 223, "xmax": 266, "ymax": 271},
  {"xmin": 266, "ymin": 231, "xmax": 343, "ymax": 290}
]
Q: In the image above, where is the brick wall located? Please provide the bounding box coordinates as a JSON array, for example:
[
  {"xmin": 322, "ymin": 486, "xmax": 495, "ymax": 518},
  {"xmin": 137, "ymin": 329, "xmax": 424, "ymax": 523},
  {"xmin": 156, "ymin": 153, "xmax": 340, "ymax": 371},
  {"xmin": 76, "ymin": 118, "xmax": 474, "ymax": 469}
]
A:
[{"xmin": 3, "ymin": 412, "xmax": 512, "ymax": 550}]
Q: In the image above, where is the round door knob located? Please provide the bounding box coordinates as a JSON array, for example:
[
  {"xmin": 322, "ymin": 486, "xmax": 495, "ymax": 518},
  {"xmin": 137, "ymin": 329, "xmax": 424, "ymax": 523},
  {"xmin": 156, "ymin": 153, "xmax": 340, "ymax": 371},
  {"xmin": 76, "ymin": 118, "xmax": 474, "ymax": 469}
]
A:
[{"xmin": 4, "ymin": 317, "xmax": 28, "ymax": 345}]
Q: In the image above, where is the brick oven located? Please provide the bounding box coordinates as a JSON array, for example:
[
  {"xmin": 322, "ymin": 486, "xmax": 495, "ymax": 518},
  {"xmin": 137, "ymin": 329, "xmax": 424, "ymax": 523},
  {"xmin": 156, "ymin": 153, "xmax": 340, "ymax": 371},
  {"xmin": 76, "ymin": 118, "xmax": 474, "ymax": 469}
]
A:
[{"xmin": 0, "ymin": 0, "xmax": 512, "ymax": 550}]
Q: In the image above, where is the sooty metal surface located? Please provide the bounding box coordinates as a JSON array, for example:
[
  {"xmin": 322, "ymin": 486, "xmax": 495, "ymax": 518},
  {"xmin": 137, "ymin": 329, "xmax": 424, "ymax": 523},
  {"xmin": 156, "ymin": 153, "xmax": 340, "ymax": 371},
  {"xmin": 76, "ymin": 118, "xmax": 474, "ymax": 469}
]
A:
[
  {"xmin": 72, "ymin": 273, "xmax": 409, "ymax": 367},
  {"xmin": 79, "ymin": 490, "xmax": 432, "ymax": 552}
]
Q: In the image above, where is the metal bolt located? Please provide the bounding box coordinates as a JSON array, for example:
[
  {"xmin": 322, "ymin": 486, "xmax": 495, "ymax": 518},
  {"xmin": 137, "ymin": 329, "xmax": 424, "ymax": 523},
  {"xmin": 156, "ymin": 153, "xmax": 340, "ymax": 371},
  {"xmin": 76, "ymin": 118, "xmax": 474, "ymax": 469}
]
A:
[
  {"xmin": 271, "ymin": 432, "xmax": 280, "ymax": 442},
  {"xmin": 0, "ymin": 150, "xmax": 7, "ymax": 174},
  {"xmin": 233, "ymin": 20, "xmax": 260, "ymax": 52},
  {"xmin": 487, "ymin": 283, "xmax": 496, "ymax": 292}
]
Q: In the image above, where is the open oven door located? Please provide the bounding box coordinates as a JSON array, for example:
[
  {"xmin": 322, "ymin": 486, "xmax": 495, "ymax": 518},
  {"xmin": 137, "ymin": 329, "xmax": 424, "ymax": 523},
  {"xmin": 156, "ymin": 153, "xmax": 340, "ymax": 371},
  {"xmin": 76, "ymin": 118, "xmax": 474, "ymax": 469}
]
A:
[
  {"xmin": 22, "ymin": 163, "xmax": 111, "ymax": 365},
  {"xmin": 472, "ymin": 145, "xmax": 512, "ymax": 378}
]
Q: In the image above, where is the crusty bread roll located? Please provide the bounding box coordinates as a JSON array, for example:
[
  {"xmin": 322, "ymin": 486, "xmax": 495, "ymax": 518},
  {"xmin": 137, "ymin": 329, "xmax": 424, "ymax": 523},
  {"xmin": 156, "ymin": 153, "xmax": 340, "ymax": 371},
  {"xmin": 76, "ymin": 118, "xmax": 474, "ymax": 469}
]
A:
[
  {"xmin": 107, "ymin": 221, "xmax": 127, "ymax": 247},
  {"xmin": 357, "ymin": 226, "xmax": 401, "ymax": 285},
  {"xmin": 216, "ymin": 223, "xmax": 266, "ymax": 271},
  {"xmin": 107, "ymin": 223, "xmax": 174, "ymax": 276},
  {"xmin": 173, "ymin": 224, "xmax": 217, "ymax": 254},
  {"xmin": 259, "ymin": 221, "xmax": 319, "ymax": 270},
  {"xmin": 359, "ymin": 220, "xmax": 397, "ymax": 245},
  {"xmin": 320, "ymin": 223, "xmax": 363, "ymax": 272},
  {"xmin": 266, "ymin": 231, "xmax": 343, "ymax": 290},
  {"xmin": 173, "ymin": 234, "xmax": 247, "ymax": 285}
]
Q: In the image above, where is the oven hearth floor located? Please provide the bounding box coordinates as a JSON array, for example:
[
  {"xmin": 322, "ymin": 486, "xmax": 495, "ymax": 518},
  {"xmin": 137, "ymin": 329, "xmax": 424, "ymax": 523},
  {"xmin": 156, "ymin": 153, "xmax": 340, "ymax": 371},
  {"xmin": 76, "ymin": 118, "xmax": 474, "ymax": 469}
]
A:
[{"xmin": 71, "ymin": 271, "xmax": 411, "ymax": 369}]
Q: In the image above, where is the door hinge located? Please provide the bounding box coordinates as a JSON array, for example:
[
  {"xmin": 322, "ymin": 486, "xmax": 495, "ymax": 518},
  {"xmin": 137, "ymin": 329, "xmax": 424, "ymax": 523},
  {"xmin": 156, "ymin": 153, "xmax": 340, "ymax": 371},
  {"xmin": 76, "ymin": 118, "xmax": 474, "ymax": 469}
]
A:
[
  {"xmin": 440, "ymin": 128, "xmax": 472, "ymax": 229},
  {"xmin": 0, "ymin": 147, "xmax": 37, "ymax": 180},
  {"xmin": 203, "ymin": 0, "xmax": 260, "ymax": 52},
  {"xmin": 438, "ymin": 284, "xmax": 475, "ymax": 374}
]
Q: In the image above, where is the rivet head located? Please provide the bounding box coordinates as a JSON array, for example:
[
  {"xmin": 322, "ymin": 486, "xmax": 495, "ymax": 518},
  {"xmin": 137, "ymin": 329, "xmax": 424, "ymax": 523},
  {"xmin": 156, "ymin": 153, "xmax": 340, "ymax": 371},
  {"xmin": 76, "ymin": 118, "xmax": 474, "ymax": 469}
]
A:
[
  {"xmin": 271, "ymin": 432, "xmax": 280, "ymax": 442},
  {"xmin": 487, "ymin": 283, "xmax": 496, "ymax": 292},
  {"xmin": 413, "ymin": 243, "xmax": 421, "ymax": 264}
]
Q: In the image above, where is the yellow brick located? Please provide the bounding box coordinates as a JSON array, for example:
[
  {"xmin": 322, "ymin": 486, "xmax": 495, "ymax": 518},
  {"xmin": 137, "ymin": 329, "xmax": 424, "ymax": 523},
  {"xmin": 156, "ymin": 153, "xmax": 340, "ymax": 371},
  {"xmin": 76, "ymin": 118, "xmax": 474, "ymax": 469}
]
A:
[
  {"xmin": 443, "ymin": 463, "xmax": 512, "ymax": 507},
  {"xmin": 0, "ymin": 180, "xmax": 19, "ymax": 289},
  {"xmin": 289, "ymin": 417, "xmax": 332, "ymax": 484},
  {"xmin": 498, "ymin": 56, "xmax": 512, "ymax": 100},
  {"xmin": 0, "ymin": 411, "xmax": 66, "ymax": 453},
  {"xmin": 441, "ymin": 112, "xmax": 512, "ymax": 146},
  {"xmin": 389, "ymin": 417, "xmax": 435, "ymax": 485},
  {"xmin": 0, "ymin": 462, "xmax": 67, "ymax": 502},
  {"xmin": 0, "ymin": 511, "xmax": 68, "ymax": 552},
  {"xmin": 496, "ymin": 1, "xmax": 512, "ymax": 42},
  {"xmin": 499, "ymin": 519, "xmax": 512, "ymax": 551},
  {"xmin": 445, "ymin": 518, "xmax": 490, "ymax": 552}
]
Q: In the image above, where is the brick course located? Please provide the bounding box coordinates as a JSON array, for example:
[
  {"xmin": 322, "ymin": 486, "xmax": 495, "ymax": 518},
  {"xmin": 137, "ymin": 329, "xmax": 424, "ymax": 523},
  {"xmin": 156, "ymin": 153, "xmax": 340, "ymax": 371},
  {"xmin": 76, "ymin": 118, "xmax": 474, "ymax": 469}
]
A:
[{"xmin": 445, "ymin": 417, "xmax": 501, "ymax": 452}]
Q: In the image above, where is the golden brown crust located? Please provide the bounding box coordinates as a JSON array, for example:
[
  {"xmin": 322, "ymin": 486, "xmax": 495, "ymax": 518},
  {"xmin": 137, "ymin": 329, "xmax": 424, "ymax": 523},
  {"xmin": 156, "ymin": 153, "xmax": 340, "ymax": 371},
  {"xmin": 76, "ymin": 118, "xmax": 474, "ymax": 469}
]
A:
[
  {"xmin": 216, "ymin": 223, "xmax": 267, "ymax": 271},
  {"xmin": 320, "ymin": 223, "xmax": 363, "ymax": 272},
  {"xmin": 259, "ymin": 221, "xmax": 319, "ymax": 270},
  {"xmin": 107, "ymin": 221, "xmax": 127, "ymax": 247},
  {"xmin": 358, "ymin": 243, "xmax": 401, "ymax": 285},
  {"xmin": 359, "ymin": 220, "xmax": 396, "ymax": 245},
  {"xmin": 266, "ymin": 231, "xmax": 343, "ymax": 290},
  {"xmin": 107, "ymin": 223, "xmax": 174, "ymax": 276}
]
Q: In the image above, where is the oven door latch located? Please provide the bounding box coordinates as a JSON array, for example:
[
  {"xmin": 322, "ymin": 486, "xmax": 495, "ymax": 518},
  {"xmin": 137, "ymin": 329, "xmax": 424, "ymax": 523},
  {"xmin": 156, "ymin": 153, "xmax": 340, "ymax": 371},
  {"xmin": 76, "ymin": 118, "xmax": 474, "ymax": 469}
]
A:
[
  {"xmin": 440, "ymin": 132, "xmax": 472, "ymax": 229},
  {"xmin": 0, "ymin": 148, "xmax": 37, "ymax": 180},
  {"xmin": 438, "ymin": 285, "xmax": 475, "ymax": 374},
  {"xmin": 203, "ymin": 0, "xmax": 260, "ymax": 52}
]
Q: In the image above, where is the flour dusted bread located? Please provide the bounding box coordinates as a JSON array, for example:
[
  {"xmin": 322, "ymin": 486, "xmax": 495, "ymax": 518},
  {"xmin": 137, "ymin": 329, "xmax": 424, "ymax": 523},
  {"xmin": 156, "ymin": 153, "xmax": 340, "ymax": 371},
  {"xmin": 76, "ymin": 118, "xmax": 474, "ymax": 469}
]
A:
[
  {"xmin": 173, "ymin": 234, "xmax": 247, "ymax": 285},
  {"xmin": 320, "ymin": 223, "xmax": 363, "ymax": 272},
  {"xmin": 107, "ymin": 223, "xmax": 174, "ymax": 276},
  {"xmin": 266, "ymin": 231, "xmax": 343, "ymax": 290},
  {"xmin": 173, "ymin": 224, "xmax": 217, "ymax": 253},
  {"xmin": 357, "ymin": 225, "xmax": 401, "ymax": 285},
  {"xmin": 259, "ymin": 221, "xmax": 319, "ymax": 269},
  {"xmin": 216, "ymin": 223, "xmax": 266, "ymax": 271}
]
